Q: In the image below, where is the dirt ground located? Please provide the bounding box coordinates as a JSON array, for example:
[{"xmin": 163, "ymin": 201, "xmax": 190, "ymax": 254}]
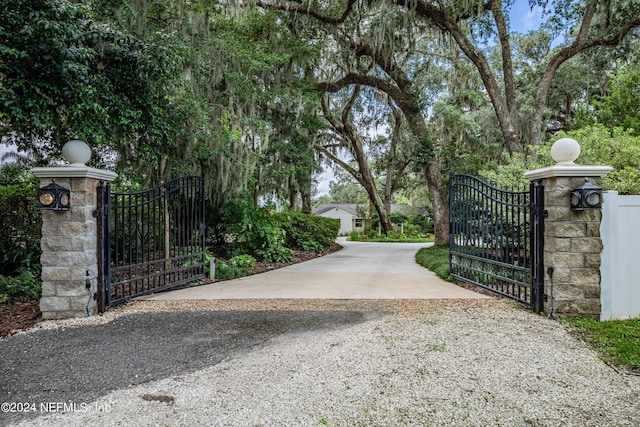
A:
[{"xmin": 0, "ymin": 243, "xmax": 344, "ymax": 338}]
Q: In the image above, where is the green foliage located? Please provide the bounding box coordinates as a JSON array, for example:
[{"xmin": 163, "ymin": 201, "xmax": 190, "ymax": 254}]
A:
[
  {"xmin": 574, "ymin": 65, "xmax": 640, "ymax": 135},
  {"xmin": 389, "ymin": 212, "xmax": 408, "ymax": 225},
  {"xmin": 407, "ymin": 214, "xmax": 434, "ymax": 235},
  {"xmin": 228, "ymin": 255, "xmax": 256, "ymax": 269},
  {"xmin": 277, "ymin": 211, "xmax": 339, "ymax": 252},
  {"xmin": 220, "ymin": 200, "xmax": 292, "ymax": 262},
  {"xmin": 562, "ymin": 316, "xmax": 640, "ymax": 373},
  {"xmin": 0, "ymin": 270, "xmax": 41, "ymax": 302},
  {"xmin": 415, "ymin": 245, "xmax": 452, "ymax": 281},
  {"xmin": 0, "ymin": 171, "xmax": 41, "ymax": 277},
  {"xmin": 478, "ymin": 152, "xmax": 535, "ymax": 189},
  {"xmin": 479, "ymin": 125, "xmax": 640, "ymax": 195},
  {"xmin": 255, "ymin": 244, "xmax": 294, "ymax": 264},
  {"xmin": 403, "ymin": 223, "xmax": 422, "ymax": 239},
  {"xmin": 348, "ymin": 231, "xmax": 434, "ymax": 243},
  {"xmin": 214, "ymin": 260, "xmax": 249, "ymax": 281},
  {"xmin": 1, "ymin": 0, "xmax": 192, "ymax": 170}
]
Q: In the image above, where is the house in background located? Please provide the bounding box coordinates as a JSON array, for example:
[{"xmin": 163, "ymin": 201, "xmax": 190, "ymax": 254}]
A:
[
  {"xmin": 314, "ymin": 203, "xmax": 429, "ymax": 235},
  {"xmin": 314, "ymin": 204, "xmax": 364, "ymax": 235}
]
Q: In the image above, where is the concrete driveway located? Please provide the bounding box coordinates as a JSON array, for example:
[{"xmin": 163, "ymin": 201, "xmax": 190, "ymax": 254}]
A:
[{"xmin": 145, "ymin": 238, "xmax": 489, "ymax": 300}]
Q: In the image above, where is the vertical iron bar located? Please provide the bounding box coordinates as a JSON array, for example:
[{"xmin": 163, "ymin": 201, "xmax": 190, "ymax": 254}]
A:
[
  {"xmin": 96, "ymin": 182, "xmax": 106, "ymax": 313},
  {"xmin": 531, "ymin": 180, "xmax": 545, "ymax": 313}
]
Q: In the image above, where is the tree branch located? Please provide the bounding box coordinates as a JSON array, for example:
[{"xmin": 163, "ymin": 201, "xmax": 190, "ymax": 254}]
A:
[
  {"xmin": 530, "ymin": 0, "xmax": 640, "ymax": 146},
  {"xmin": 254, "ymin": 0, "xmax": 357, "ymax": 24},
  {"xmin": 313, "ymin": 143, "xmax": 360, "ymax": 177}
]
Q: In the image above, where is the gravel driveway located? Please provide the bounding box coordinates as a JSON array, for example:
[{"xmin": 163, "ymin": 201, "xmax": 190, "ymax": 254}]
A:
[{"xmin": 3, "ymin": 299, "xmax": 640, "ymax": 427}]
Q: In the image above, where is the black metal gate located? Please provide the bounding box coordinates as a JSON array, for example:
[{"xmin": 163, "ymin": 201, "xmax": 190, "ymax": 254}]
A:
[
  {"xmin": 449, "ymin": 173, "xmax": 544, "ymax": 312},
  {"xmin": 96, "ymin": 176, "xmax": 206, "ymax": 311}
]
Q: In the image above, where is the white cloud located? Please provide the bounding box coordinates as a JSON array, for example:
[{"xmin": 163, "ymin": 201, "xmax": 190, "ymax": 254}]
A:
[{"xmin": 524, "ymin": 6, "xmax": 543, "ymax": 30}]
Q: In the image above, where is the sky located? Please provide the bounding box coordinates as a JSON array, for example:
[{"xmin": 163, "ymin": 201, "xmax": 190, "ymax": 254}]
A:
[{"xmin": 510, "ymin": 0, "xmax": 545, "ymax": 32}]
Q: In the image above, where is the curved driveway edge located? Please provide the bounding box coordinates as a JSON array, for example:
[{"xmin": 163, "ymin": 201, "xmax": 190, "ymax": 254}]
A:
[{"xmin": 144, "ymin": 239, "xmax": 490, "ymax": 300}]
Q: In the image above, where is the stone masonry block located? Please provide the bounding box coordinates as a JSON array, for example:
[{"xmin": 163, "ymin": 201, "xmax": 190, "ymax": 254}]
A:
[
  {"xmin": 40, "ymin": 281, "xmax": 57, "ymax": 297},
  {"xmin": 570, "ymin": 238, "xmax": 603, "ymax": 254},
  {"xmin": 544, "ymin": 266, "xmax": 571, "ymax": 284},
  {"xmin": 83, "ymin": 236, "xmax": 97, "ymax": 251},
  {"xmin": 570, "ymin": 269, "xmax": 600, "ymax": 285},
  {"xmin": 586, "ymin": 221, "xmax": 602, "ymax": 238},
  {"xmin": 69, "ymin": 295, "xmax": 91, "ymax": 315},
  {"xmin": 56, "ymin": 280, "xmax": 88, "ymax": 297},
  {"xmin": 552, "ymin": 284, "xmax": 583, "ymax": 299},
  {"xmin": 553, "ymin": 222, "xmax": 587, "ymax": 238},
  {"xmin": 40, "ymin": 251, "xmax": 94, "ymax": 267},
  {"xmin": 551, "ymin": 252, "xmax": 584, "ymax": 268},
  {"xmin": 553, "ymin": 299, "xmax": 600, "ymax": 318},
  {"xmin": 545, "ymin": 178, "xmax": 576, "ymax": 191},
  {"xmin": 41, "ymin": 236, "xmax": 86, "ymax": 252},
  {"xmin": 545, "ymin": 206, "xmax": 575, "ymax": 222},
  {"xmin": 41, "ymin": 267, "xmax": 71, "ymax": 281},
  {"xmin": 583, "ymin": 283, "xmax": 601, "ymax": 299},
  {"xmin": 41, "ymin": 220, "xmax": 62, "ymax": 237},
  {"xmin": 545, "ymin": 237, "xmax": 571, "ymax": 253},
  {"xmin": 68, "ymin": 206, "xmax": 96, "ymax": 222},
  {"xmin": 545, "ymin": 190, "xmax": 574, "ymax": 208},
  {"xmin": 71, "ymin": 265, "xmax": 98, "ymax": 280},
  {"xmin": 70, "ymin": 192, "xmax": 90, "ymax": 207},
  {"xmin": 584, "ymin": 254, "xmax": 602, "ymax": 269},
  {"xmin": 59, "ymin": 221, "xmax": 96, "ymax": 237},
  {"xmin": 40, "ymin": 296, "xmax": 70, "ymax": 312}
]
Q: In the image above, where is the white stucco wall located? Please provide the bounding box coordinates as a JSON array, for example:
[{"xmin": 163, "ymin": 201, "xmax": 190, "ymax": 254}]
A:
[
  {"xmin": 600, "ymin": 191, "xmax": 640, "ymax": 320},
  {"xmin": 318, "ymin": 208, "xmax": 358, "ymax": 235}
]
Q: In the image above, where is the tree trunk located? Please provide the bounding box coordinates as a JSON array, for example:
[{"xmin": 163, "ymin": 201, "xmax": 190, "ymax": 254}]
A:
[
  {"xmin": 300, "ymin": 180, "xmax": 312, "ymax": 214},
  {"xmin": 423, "ymin": 163, "xmax": 448, "ymax": 245}
]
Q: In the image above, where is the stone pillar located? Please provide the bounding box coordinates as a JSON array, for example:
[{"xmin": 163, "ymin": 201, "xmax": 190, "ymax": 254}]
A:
[
  {"xmin": 525, "ymin": 138, "xmax": 612, "ymax": 317},
  {"xmin": 32, "ymin": 141, "xmax": 117, "ymax": 320}
]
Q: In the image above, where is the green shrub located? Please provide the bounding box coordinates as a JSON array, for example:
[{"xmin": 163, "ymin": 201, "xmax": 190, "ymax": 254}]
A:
[
  {"xmin": 214, "ymin": 260, "xmax": 249, "ymax": 281},
  {"xmin": 389, "ymin": 212, "xmax": 408, "ymax": 225},
  {"xmin": 408, "ymin": 214, "xmax": 434, "ymax": 234},
  {"xmin": 255, "ymin": 244, "xmax": 294, "ymax": 263},
  {"xmin": 0, "ymin": 270, "xmax": 41, "ymax": 302},
  {"xmin": 0, "ymin": 173, "xmax": 42, "ymax": 277},
  {"xmin": 221, "ymin": 200, "xmax": 291, "ymax": 262},
  {"xmin": 404, "ymin": 223, "xmax": 422, "ymax": 239},
  {"xmin": 228, "ymin": 254, "xmax": 256, "ymax": 268},
  {"xmin": 348, "ymin": 231, "xmax": 366, "ymax": 241},
  {"xmin": 277, "ymin": 211, "xmax": 339, "ymax": 252}
]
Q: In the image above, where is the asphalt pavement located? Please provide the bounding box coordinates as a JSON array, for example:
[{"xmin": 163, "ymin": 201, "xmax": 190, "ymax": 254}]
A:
[
  {"xmin": 0, "ymin": 310, "xmax": 379, "ymax": 426},
  {"xmin": 0, "ymin": 239, "xmax": 487, "ymax": 426}
]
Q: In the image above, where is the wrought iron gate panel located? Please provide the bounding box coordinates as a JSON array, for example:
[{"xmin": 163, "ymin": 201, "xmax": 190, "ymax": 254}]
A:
[
  {"xmin": 449, "ymin": 173, "xmax": 544, "ymax": 312},
  {"xmin": 97, "ymin": 176, "xmax": 205, "ymax": 310}
]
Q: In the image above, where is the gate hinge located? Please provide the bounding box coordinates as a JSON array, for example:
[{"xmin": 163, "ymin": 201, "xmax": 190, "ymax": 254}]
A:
[
  {"xmin": 543, "ymin": 294, "xmax": 548, "ymax": 302},
  {"xmin": 543, "ymin": 209, "xmax": 548, "ymax": 218},
  {"xmin": 92, "ymin": 209, "xmax": 99, "ymax": 218},
  {"xmin": 93, "ymin": 292, "xmax": 99, "ymax": 301}
]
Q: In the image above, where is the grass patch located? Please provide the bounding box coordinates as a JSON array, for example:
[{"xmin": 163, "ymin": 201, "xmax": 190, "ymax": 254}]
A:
[
  {"xmin": 561, "ymin": 316, "xmax": 640, "ymax": 373},
  {"xmin": 415, "ymin": 244, "xmax": 451, "ymax": 281}
]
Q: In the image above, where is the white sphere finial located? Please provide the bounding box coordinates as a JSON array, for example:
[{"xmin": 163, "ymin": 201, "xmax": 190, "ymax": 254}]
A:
[
  {"xmin": 550, "ymin": 137, "xmax": 580, "ymax": 165},
  {"xmin": 62, "ymin": 140, "xmax": 92, "ymax": 166}
]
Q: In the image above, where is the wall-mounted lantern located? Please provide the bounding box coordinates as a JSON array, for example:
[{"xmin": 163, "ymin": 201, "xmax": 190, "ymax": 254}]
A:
[
  {"xmin": 570, "ymin": 179, "xmax": 603, "ymax": 211},
  {"xmin": 38, "ymin": 179, "xmax": 70, "ymax": 211}
]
